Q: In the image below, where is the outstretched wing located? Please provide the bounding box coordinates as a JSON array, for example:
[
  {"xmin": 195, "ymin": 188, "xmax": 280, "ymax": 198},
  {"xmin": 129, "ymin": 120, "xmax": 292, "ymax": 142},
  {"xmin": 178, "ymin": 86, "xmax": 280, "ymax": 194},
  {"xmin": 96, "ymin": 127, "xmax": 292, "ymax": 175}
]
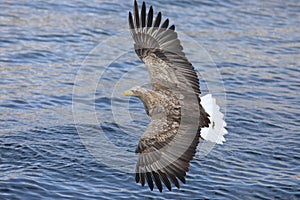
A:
[
  {"xmin": 134, "ymin": 91, "xmax": 203, "ymax": 192},
  {"xmin": 128, "ymin": 0, "xmax": 200, "ymax": 96}
]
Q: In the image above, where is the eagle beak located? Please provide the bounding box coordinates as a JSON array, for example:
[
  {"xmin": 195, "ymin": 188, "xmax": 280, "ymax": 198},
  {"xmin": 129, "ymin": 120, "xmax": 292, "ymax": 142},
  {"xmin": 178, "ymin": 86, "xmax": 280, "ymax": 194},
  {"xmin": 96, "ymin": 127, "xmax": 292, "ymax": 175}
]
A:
[{"xmin": 123, "ymin": 90, "xmax": 133, "ymax": 96}]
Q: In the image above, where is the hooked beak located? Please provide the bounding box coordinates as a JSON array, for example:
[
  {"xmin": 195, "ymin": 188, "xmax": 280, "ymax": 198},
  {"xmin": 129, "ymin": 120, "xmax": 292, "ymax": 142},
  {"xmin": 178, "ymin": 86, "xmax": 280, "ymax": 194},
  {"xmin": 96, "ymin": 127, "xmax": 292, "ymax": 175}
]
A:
[{"xmin": 123, "ymin": 90, "xmax": 133, "ymax": 96}]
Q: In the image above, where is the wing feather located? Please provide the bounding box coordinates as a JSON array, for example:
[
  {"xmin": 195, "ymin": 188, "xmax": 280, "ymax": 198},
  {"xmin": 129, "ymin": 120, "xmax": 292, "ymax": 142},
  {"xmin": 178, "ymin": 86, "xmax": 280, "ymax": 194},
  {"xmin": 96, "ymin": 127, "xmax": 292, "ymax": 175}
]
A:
[
  {"xmin": 161, "ymin": 19, "xmax": 169, "ymax": 29},
  {"xmin": 146, "ymin": 172, "xmax": 154, "ymax": 190},
  {"xmin": 153, "ymin": 171, "xmax": 163, "ymax": 192},
  {"xmin": 158, "ymin": 170, "xmax": 171, "ymax": 191},
  {"xmin": 135, "ymin": 114, "xmax": 201, "ymax": 191},
  {"xmin": 153, "ymin": 12, "xmax": 162, "ymax": 27},
  {"xmin": 147, "ymin": 6, "xmax": 153, "ymax": 27},
  {"xmin": 129, "ymin": 0, "xmax": 201, "ymax": 95},
  {"xmin": 141, "ymin": 2, "xmax": 146, "ymax": 27},
  {"xmin": 167, "ymin": 173, "xmax": 180, "ymax": 188},
  {"xmin": 169, "ymin": 24, "xmax": 175, "ymax": 30},
  {"xmin": 134, "ymin": 0, "xmax": 140, "ymax": 28}
]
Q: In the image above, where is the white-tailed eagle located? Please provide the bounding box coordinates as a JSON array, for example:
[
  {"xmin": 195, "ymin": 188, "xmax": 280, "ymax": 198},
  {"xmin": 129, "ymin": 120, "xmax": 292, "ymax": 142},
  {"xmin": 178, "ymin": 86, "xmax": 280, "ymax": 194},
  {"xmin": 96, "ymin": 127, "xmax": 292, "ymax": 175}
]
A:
[{"xmin": 124, "ymin": 0, "xmax": 227, "ymax": 192}]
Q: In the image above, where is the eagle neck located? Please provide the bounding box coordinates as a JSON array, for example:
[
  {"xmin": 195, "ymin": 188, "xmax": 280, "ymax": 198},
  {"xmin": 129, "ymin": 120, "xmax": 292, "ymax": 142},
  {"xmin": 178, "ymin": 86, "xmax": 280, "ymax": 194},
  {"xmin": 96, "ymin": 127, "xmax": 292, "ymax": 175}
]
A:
[{"xmin": 139, "ymin": 90, "xmax": 159, "ymax": 116}]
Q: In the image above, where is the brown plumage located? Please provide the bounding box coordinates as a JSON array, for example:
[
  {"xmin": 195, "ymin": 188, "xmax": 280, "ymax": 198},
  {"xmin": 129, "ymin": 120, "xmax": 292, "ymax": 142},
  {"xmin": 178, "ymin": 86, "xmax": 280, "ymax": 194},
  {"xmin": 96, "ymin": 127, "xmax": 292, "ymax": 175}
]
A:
[{"xmin": 125, "ymin": 0, "xmax": 210, "ymax": 192}]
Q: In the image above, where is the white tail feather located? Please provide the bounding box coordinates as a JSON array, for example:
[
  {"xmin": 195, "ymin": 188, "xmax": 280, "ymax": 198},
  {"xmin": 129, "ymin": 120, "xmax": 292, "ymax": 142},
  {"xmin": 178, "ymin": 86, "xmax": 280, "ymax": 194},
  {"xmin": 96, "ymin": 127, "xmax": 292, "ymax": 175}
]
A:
[{"xmin": 200, "ymin": 94, "xmax": 228, "ymax": 144}]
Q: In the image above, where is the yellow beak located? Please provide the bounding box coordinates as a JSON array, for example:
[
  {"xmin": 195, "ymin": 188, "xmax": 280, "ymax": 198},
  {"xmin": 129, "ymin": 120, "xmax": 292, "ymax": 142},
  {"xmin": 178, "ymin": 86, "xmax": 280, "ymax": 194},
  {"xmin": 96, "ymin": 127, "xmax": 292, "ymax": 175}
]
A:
[{"xmin": 123, "ymin": 90, "xmax": 133, "ymax": 96}]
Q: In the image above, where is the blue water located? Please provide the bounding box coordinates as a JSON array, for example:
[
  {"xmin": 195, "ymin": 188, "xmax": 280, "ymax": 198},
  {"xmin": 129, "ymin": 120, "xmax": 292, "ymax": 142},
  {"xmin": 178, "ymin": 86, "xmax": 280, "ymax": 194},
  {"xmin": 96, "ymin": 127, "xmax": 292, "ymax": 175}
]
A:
[{"xmin": 1, "ymin": 0, "xmax": 299, "ymax": 199}]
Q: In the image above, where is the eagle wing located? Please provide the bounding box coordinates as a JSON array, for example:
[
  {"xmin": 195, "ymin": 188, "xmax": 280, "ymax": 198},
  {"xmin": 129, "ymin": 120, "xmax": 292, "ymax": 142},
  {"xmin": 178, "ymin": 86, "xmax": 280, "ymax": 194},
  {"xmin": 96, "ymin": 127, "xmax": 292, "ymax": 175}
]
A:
[
  {"xmin": 134, "ymin": 98, "xmax": 206, "ymax": 191},
  {"xmin": 135, "ymin": 117, "xmax": 201, "ymax": 192},
  {"xmin": 128, "ymin": 0, "xmax": 201, "ymax": 96}
]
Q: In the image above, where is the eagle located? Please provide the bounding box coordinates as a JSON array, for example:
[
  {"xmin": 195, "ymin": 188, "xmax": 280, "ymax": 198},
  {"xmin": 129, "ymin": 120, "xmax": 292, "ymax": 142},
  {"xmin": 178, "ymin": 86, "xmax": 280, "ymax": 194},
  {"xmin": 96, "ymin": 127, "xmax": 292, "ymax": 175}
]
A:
[{"xmin": 124, "ymin": 0, "xmax": 227, "ymax": 192}]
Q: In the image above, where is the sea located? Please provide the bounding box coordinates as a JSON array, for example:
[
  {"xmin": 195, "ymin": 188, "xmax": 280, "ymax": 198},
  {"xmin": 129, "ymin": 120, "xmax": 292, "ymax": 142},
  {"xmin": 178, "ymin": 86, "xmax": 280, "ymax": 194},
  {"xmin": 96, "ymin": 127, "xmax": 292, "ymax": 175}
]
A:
[{"xmin": 1, "ymin": 0, "xmax": 299, "ymax": 199}]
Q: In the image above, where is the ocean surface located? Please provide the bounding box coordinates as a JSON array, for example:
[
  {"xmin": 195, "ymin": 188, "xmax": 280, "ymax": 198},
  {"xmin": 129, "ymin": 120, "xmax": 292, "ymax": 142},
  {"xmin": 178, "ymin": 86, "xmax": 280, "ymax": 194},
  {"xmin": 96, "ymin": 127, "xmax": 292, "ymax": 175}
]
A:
[{"xmin": 1, "ymin": 0, "xmax": 299, "ymax": 199}]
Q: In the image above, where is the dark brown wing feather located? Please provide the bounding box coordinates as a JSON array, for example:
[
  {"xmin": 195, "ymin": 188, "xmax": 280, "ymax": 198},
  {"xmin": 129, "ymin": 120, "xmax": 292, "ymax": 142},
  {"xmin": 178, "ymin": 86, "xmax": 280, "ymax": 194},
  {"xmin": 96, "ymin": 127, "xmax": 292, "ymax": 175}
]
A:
[
  {"xmin": 129, "ymin": 0, "xmax": 201, "ymax": 96},
  {"xmin": 134, "ymin": 115, "xmax": 202, "ymax": 192}
]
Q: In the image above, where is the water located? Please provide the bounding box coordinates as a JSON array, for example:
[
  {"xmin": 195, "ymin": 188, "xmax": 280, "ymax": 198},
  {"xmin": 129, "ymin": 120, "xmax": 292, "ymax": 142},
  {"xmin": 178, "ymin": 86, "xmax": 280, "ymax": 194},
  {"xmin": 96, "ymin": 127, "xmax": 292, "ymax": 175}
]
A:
[{"xmin": 1, "ymin": 0, "xmax": 299, "ymax": 199}]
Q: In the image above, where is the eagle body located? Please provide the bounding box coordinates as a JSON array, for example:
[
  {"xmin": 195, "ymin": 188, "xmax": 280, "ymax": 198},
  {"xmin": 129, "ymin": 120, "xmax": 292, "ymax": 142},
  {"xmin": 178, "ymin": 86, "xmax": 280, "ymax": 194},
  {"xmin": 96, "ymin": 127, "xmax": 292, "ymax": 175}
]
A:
[{"xmin": 128, "ymin": 87, "xmax": 181, "ymax": 152}]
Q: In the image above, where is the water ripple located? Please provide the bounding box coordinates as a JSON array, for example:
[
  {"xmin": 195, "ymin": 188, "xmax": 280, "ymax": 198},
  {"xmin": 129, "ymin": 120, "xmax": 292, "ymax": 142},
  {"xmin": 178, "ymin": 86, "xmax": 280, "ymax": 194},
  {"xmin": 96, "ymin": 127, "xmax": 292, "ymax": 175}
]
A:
[{"xmin": 1, "ymin": 0, "xmax": 299, "ymax": 199}]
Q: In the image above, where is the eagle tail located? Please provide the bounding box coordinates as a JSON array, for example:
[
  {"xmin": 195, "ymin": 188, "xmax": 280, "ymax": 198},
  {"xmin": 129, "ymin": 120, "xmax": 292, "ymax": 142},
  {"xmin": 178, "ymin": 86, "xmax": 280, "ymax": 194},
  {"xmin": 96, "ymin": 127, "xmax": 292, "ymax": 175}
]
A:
[{"xmin": 200, "ymin": 94, "xmax": 228, "ymax": 144}]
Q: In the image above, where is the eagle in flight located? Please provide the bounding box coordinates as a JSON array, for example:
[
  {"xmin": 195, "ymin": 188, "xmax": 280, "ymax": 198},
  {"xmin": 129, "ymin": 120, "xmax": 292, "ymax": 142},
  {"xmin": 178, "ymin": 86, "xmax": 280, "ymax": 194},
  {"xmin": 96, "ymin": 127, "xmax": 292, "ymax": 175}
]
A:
[{"xmin": 124, "ymin": 0, "xmax": 227, "ymax": 192}]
